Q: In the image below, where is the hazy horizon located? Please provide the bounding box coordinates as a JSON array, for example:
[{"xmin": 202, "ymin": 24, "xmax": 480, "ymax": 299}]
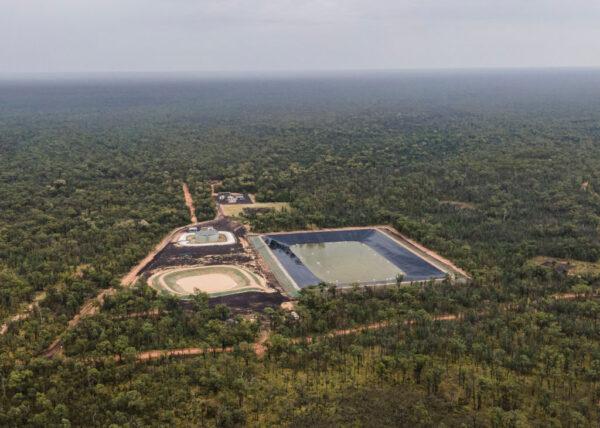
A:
[
  {"xmin": 2, "ymin": 66, "xmax": 600, "ymax": 83},
  {"xmin": 3, "ymin": 1, "xmax": 600, "ymax": 74},
  {"xmin": 3, "ymin": 68, "xmax": 600, "ymax": 125}
]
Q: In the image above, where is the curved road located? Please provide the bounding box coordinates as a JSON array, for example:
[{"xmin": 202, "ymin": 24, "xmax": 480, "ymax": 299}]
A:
[{"xmin": 43, "ymin": 183, "xmax": 222, "ymax": 357}]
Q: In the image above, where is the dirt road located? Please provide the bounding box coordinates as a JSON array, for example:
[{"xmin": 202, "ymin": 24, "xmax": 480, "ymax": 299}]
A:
[
  {"xmin": 42, "ymin": 288, "xmax": 117, "ymax": 357},
  {"xmin": 210, "ymin": 181, "xmax": 222, "ymax": 197},
  {"xmin": 43, "ymin": 226, "xmax": 185, "ymax": 357},
  {"xmin": 120, "ymin": 225, "xmax": 188, "ymax": 287},
  {"xmin": 0, "ymin": 291, "xmax": 46, "ymax": 336},
  {"xmin": 42, "ymin": 183, "xmax": 226, "ymax": 357},
  {"xmin": 133, "ymin": 312, "xmax": 463, "ymax": 362},
  {"xmin": 49, "ymin": 290, "xmax": 596, "ymax": 361},
  {"xmin": 182, "ymin": 182, "xmax": 198, "ymax": 224},
  {"xmin": 129, "ymin": 292, "xmax": 596, "ymax": 363},
  {"xmin": 122, "ymin": 181, "xmax": 209, "ymax": 287},
  {"xmin": 551, "ymin": 292, "xmax": 598, "ymax": 300}
]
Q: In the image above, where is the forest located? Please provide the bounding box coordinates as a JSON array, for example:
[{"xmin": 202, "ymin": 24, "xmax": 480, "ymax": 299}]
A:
[{"xmin": 1, "ymin": 70, "xmax": 600, "ymax": 426}]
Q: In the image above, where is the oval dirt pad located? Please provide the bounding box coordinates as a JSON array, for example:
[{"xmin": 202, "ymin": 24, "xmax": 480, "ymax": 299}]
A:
[{"xmin": 148, "ymin": 265, "xmax": 270, "ymax": 298}]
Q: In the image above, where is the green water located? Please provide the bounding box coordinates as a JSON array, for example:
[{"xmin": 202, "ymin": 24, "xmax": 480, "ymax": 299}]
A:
[{"xmin": 290, "ymin": 241, "xmax": 404, "ymax": 285}]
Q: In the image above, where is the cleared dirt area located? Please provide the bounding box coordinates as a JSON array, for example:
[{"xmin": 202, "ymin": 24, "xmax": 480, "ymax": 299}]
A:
[
  {"xmin": 177, "ymin": 274, "xmax": 237, "ymax": 292},
  {"xmin": 210, "ymin": 181, "xmax": 222, "ymax": 197},
  {"xmin": 529, "ymin": 256, "xmax": 600, "ymax": 276},
  {"xmin": 182, "ymin": 182, "xmax": 198, "ymax": 223},
  {"xmin": 140, "ymin": 218, "xmax": 245, "ymax": 273},
  {"xmin": 221, "ymin": 202, "xmax": 290, "ymax": 217},
  {"xmin": 138, "ymin": 215, "xmax": 287, "ymax": 306},
  {"xmin": 148, "ymin": 265, "xmax": 270, "ymax": 297},
  {"xmin": 123, "ymin": 183, "xmax": 223, "ymax": 286}
]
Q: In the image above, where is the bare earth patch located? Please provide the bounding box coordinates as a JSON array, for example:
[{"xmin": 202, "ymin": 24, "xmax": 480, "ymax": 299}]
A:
[
  {"xmin": 221, "ymin": 202, "xmax": 290, "ymax": 217},
  {"xmin": 148, "ymin": 265, "xmax": 270, "ymax": 297},
  {"xmin": 182, "ymin": 182, "xmax": 198, "ymax": 223},
  {"xmin": 174, "ymin": 274, "xmax": 238, "ymax": 293},
  {"xmin": 529, "ymin": 256, "xmax": 600, "ymax": 276},
  {"xmin": 280, "ymin": 301, "xmax": 296, "ymax": 311}
]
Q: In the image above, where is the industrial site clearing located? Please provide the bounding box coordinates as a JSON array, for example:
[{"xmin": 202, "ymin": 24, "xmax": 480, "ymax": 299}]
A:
[
  {"xmin": 148, "ymin": 265, "xmax": 270, "ymax": 297},
  {"xmin": 133, "ymin": 185, "xmax": 468, "ymax": 307},
  {"xmin": 42, "ymin": 182, "xmax": 471, "ymax": 358},
  {"xmin": 249, "ymin": 227, "xmax": 468, "ymax": 296},
  {"xmin": 176, "ymin": 227, "xmax": 236, "ymax": 247}
]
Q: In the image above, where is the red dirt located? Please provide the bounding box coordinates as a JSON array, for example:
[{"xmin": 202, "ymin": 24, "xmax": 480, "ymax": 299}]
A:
[
  {"xmin": 254, "ymin": 328, "xmax": 270, "ymax": 357},
  {"xmin": 71, "ymin": 288, "xmax": 116, "ymax": 326},
  {"xmin": 43, "ymin": 187, "xmax": 229, "ymax": 357},
  {"xmin": 50, "ymin": 291, "xmax": 595, "ymax": 361},
  {"xmin": 129, "ymin": 294, "xmax": 595, "ymax": 363},
  {"xmin": 120, "ymin": 226, "xmax": 187, "ymax": 287},
  {"xmin": 316, "ymin": 313, "xmax": 461, "ymax": 340},
  {"xmin": 0, "ymin": 292, "xmax": 46, "ymax": 336},
  {"xmin": 182, "ymin": 183, "xmax": 198, "ymax": 224},
  {"xmin": 133, "ymin": 312, "xmax": 463, "ymax": 362},
  {"xmin": 41, "ymin": 184, "xmax": 230, "ymax": 357},
  {"xmin": 136, "ymin": 346, "xmax": 234, "ymax": 361},
  {"xmin": 209, "ymin": 181, "xmax": 222, "ymax": 197},
  {"xmin": 120, "ymin": 182, "xmax": 227, "ymax": 288},
  {"xmin": 551, "ymin": 292, "xmax": 598, "ymax": 300},
  {"xmin": 42, "ymin": 288, "xmax": 117, "ymax": 357},
  {"xmin": 1, "ymin": 304, "xmax": 36, "ymax": 335}
]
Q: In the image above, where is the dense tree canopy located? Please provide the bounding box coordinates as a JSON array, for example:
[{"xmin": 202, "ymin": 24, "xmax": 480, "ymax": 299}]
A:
[{"xmin": 1, "ymin": 72, "xmax": 600, "ymax": 426}]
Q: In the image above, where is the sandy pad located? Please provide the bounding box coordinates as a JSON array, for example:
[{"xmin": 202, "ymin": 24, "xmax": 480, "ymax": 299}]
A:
[
  {"xmin": 148, "ymin": 265, "xmax": 270, "ymax": 297},
  {"xmin": 175, "ymin": 274, "xmax": 238, "ymax": 293}
]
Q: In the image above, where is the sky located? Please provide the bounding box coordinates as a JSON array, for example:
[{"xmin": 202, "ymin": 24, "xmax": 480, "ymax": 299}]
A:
[{"xmin": 2, "ymin": 0, "xmax": 600, "ymax": 73}]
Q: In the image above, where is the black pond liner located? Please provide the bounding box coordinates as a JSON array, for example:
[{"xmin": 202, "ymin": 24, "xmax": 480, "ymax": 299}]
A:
[{"xmin": 263, "ymin": 229, "xmax": 446, "ymax": 288}]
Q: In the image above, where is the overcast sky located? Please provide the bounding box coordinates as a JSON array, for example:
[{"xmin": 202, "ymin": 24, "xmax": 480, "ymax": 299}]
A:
[{"xmin": 2, "ymin": 0, "xmax": 600, "ymax": 73}]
